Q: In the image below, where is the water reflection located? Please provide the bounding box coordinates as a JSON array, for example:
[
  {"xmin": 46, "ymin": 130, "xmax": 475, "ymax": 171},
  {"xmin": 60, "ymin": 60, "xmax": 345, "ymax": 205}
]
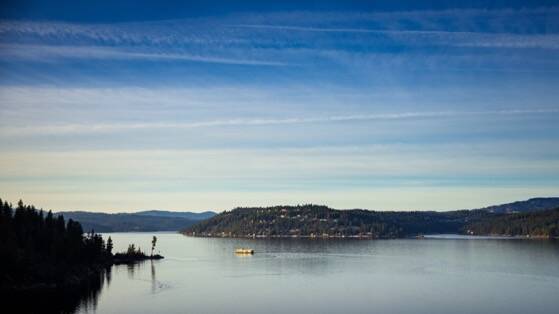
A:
[
  {"xmin": 105, "ymin": 266, "xmax": 112, "ymax": 286},
  {"xmin": 151, "ymin": 261, "xmax": 157, "ymax": 294},
  {"xmin": 119, "ymin": 260, "xmax": 161, "ymax": 293},
  {"xmin": 62, "ymin": 234, "xmax": 559, "ymax": 314},
  {"xmin": 7, "ymin": 260, "xmax": 161, "ymax": 314},
  {"xmin": 6, "ymin": 266, "xmax": 111, "ymax": 314},
  {"xmin": 126, "ymin": 262, "xmax": 136, "ymax": 278}
]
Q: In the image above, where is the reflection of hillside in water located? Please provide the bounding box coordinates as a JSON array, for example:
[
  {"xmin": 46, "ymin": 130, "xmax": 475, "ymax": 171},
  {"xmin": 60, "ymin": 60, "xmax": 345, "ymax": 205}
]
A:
[
  {"xmin": 6, "ymin": 267, "xmax": 108, "ymax": 314},
  {"xmin": 5, "ymin": 261, "xmax": 158, "ymax": 314},
  {"xmin": 122, "ymin": 259, "xmax": 167, "ymax": 295}
]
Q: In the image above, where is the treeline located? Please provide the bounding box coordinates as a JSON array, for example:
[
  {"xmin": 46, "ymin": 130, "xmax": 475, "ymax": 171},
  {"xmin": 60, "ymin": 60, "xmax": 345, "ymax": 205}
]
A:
[
  {"xmin": 184, "ymin": 204, "xmax": 559, "ymax": 239},
  {"xmin": 477, "ymin": 197, "xmax": 559, "ymax": 214},
  {"xmin": 0, "ymin": 199, "xmax": 113, "ymax": 290},
  {"xmin": 183, "ymin": 204, "xmax": 491, "ymax": 238},
  {"xmin": 465, "ymin": 208, "xmax": 559, "ymax": 237}
]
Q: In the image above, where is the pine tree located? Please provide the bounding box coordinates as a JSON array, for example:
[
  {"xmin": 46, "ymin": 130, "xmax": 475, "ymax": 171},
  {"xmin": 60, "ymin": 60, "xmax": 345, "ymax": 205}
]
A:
[
  {"xmin": 106, "ymin": 236, "xmax": 113, "ymax": 255},
  {"xmin": 151, "ymin": 236, "xmax": 157, "ymax": 256}
]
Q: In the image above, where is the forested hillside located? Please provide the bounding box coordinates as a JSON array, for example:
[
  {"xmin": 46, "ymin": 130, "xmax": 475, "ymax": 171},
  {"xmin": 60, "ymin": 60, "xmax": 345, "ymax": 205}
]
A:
[
  {"xmin": 0, "ymin": 199, "xmax": 166, "ymax": 313},
  {"xmin": 0, "ymin": 199, "xmax": 111, "ymax": 290},
  {"xmin": 465, "ymin": 208, "xmax": 559, "ymax": 237},
  {"xmin": 184, "ymin": 204, "xmax": 559, "ymax": 239},
  {"xmin": 183, "ymin": 205, "xmax": 490, "ymax": 238},
  {"xmin": 477, "ymin": 197, "xmax": 559, "ymax": 213}
]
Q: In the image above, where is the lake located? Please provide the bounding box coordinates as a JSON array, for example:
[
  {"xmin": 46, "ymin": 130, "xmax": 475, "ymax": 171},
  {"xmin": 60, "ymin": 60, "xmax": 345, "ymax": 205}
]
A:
[{"xmin": 73, "ymin": 232, "xmax": 559, "ymax": 314}]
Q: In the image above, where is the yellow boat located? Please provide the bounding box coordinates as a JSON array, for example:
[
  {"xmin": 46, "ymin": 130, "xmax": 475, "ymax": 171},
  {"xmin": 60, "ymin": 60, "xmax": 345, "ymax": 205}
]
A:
[{"xmin": 235, "ymin": 248, "xmax": 254, "ymax": 254}]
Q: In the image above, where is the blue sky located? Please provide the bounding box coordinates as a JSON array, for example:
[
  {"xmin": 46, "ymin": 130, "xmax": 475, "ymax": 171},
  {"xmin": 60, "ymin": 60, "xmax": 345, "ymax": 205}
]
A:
[{"xmin": 1, "ymin": 0, "xmax": 558, "ymax": 212}]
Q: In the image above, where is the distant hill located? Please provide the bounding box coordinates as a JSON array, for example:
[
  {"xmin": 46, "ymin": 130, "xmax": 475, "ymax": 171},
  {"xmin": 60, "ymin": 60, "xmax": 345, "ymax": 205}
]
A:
[
  {"xmin": 56, "ymin": 211, "xmax": 209, "ymax": 232},
  {"xmin": 476, "ymin": 197, "xmax": 559, "ymax": 214},
  {"xmin": 58, "ymin": 198, "xmax": 559, "ymax": 235},
  {"xmin": 183, "ymin": 205, "xmax": 491, "ymax": 238},
  {"xmin": 465, "ymin": 208, "xmax": 559, "ymax": 237},
  {"xmin": 135, "ymin": 210, "xmax": 216, "ymax": 220},
  {"xmin": 184, "ymin": 200, "xmax": 559, "ymax": 239}
]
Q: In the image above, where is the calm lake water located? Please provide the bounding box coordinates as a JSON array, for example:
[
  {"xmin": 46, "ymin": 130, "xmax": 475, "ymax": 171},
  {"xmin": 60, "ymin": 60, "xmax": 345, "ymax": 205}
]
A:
[{"xmin": 74, "ymin": 232, "xmax": 559, "ymax": 314}]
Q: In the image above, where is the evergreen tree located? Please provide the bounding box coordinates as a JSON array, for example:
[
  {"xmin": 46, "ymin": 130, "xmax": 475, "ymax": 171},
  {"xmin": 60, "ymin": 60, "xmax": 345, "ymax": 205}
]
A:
[
  {"xmin": 0, "ymin": 200, "xmax": 112, "ymax": 289},
  {"xmin": 106, "ymin": 236, "xmax": 113, "ymax": 255},
  {"xmin": 151, "ymin": 236, "xmax": 157, "ymax": 256}
]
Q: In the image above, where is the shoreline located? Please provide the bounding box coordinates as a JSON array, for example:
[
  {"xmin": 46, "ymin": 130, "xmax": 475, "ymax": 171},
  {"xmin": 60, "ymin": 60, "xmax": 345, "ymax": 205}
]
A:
[
  {"xmin": 3, "ymin": 254, "xmax": 164, "ymax": 294},
  {"xmin": 113, "ymin": 254, "xmax": 164, "ymax": 264},
  {"xmin": 182, "ymin": 233, "xmax": 559, "ymax": 240}
]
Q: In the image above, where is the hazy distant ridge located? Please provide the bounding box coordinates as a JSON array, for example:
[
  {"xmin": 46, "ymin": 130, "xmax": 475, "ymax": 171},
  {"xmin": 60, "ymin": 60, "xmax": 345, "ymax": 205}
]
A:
[
  {"xmin": 476, "ymin": 197, "xmax": 559, "ymax": 214},
  {"xmin": 57, "ymin": 210, "xmax": 217, "ymax": 232},
  {"xmin": 135, "ymin": 210, "xmax": 216, "ymax": 220}
]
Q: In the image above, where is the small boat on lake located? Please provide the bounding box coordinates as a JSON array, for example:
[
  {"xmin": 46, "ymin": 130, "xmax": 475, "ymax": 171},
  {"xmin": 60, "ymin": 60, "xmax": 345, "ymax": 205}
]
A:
[{"xmin": 235, "ymin": 248, "xmax": 254, "ymax": 254}]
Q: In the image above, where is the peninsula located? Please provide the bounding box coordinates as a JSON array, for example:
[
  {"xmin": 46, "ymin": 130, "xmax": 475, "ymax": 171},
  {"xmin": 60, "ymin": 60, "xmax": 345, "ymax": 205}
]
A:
[{"xmin": 183, "ymin": 199, "xmax": 559, "ymax": 239}]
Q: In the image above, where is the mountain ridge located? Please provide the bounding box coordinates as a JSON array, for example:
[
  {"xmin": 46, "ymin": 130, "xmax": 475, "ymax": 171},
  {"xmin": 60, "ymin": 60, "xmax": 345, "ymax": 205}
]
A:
[
  {"xmin": 183, "ymin": 198, "xmax": 559, "ymax": 238},
  {"xmin": 135, "ymin": 210, "xmax": 216, "ymax": 220},
  {"xmin": 473, "ymin": 197, "xmax": 559, "ymax": 213},
  {"xmin": 56, "ymin": 197, "xmax": 559, "ymax": 233},
  {"xmin": 56, "ymin": 210, "xmax": 216, "ymax": 232}
]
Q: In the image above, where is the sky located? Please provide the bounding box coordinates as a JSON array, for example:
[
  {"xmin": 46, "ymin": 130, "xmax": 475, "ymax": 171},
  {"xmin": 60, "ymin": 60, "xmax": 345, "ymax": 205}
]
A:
[{"xmin": 0, "ymin": 0, "xmax": 558, "ymax": 212}]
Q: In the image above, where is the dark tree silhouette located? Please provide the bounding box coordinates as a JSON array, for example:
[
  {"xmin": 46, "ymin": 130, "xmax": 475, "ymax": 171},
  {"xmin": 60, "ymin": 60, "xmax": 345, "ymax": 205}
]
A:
[
  {"xmin": 151, "ymin": 236, "xmax": 157, "ymax": 256},
  {"xmin": 465, "ymin": 208, "xmax": 559, "ymax": 237},
  {"xmin": 106, "ymin": 236, "xmax": 113, "ymax": 255},
  {"xmin": 0, "ymin": 199, "xmax": 112, "ymax": 291},
  {"xmin": 1, "ymin": 198, "xmax": 164, "ymax": 314}
]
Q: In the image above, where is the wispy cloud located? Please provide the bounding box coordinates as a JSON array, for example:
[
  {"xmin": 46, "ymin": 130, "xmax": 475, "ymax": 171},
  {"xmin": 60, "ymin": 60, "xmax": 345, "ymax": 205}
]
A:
[
  {"xmin": 0, "ymin": 43, "xmax": 289, "ymax": 66},
  {"xmin": 1, "ymin": 6, "xmax": 558, "ymax": 67},
  {"xmin": 3, "ymin": 7, "xmax": 558, "ymax": 43},
  {"xmin": 3, "ymin": 17, "xmax": 559, "ymax": 51},
  {"xmin": 1, "ymin": 109, "xmax": 557, "ymax": 136},
  {"xmin": 0, "ymin": 6, "xmax": 557, "ymax": 91},
  {"xmin": 232, "ymin": 24, "xmax": 460, "ymax": 34},
  {"xmin": 2, "ymin": 141, "xmax": 558, "ymax": 179},
  {"xmin": 231, "ymin": 24, "xmax": 559, "ymax": 49},
  {"xmin": 1, "ymin": 6, "xmax": 559, "ymax": 211},
  {"xmin": 2, "ymin": 143, "xmax": 558, "ymax": 210}
]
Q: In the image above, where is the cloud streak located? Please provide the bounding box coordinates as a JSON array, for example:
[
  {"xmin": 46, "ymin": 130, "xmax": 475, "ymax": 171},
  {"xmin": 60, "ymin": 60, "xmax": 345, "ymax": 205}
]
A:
[
  {"xmin": 1, "ymin": 6, "xmax": 558, "ymax": 65},
  {"xmin": 231, "ymin": 24, "xmax": 559, "ymax": 50},
  {"xmin": 1, "ymin": 6, "xmax": 559, "ymax": 211},
  {"xmin": 0, "ymin": 43, "xmax": 290, "ymax": 66},
  {"xmin": 2, "ymin": 109, "xmax": 557, "ymax": 136},
  {"xmin": 0, "ymin": 6, "xmax": 558, "ymax": 86}
]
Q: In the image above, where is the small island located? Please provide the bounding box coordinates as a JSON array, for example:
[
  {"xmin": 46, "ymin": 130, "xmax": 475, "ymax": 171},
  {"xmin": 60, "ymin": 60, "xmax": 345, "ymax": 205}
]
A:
[{"xmin": 113, "ymin": 238, "xmax": 164, "ymax": 264}]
